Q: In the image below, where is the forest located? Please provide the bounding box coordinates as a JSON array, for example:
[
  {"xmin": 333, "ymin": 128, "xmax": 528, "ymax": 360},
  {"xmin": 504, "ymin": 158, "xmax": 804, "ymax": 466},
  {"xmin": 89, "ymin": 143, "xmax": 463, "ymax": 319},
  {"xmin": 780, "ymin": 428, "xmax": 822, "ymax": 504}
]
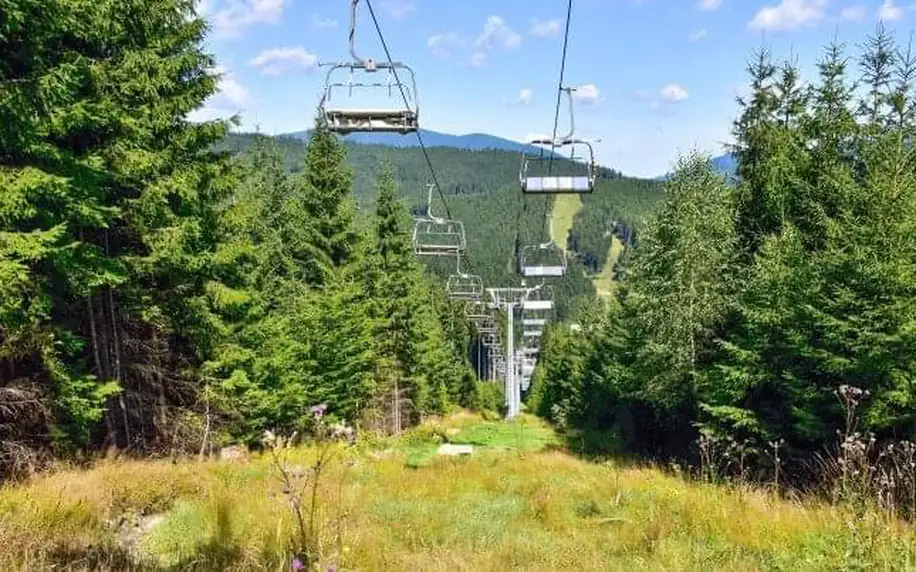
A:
[
  {"xmin": 5, "ymin": 0, "xmax": 916, "ymax": 516},
  {"xmin": 531, "ymin": 26, "xmax": 916, "ymax": 509},
  {"xmin": 0, "ymin": 0, "xmax": 659, "ymax": 478}
]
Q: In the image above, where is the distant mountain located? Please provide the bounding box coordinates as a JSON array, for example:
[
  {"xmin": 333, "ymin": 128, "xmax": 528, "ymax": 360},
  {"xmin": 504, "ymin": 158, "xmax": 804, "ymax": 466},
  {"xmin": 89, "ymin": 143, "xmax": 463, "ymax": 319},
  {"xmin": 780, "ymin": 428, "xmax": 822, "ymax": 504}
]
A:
[
  {"xmin": 281, "ymin": 128, "xmax": 561, "ymax": 158},
  {"xmin": 653, "ymin": 152, "xmax": 738, "ymax": 182}
]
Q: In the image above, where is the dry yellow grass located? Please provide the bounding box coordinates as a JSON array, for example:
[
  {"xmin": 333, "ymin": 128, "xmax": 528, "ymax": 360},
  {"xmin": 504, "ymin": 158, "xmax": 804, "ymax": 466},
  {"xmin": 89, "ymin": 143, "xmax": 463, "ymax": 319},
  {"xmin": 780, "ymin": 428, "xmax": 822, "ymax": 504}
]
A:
[{"xmin": 1, "ymin": 413, "xmax": 914, "ymax": 571}]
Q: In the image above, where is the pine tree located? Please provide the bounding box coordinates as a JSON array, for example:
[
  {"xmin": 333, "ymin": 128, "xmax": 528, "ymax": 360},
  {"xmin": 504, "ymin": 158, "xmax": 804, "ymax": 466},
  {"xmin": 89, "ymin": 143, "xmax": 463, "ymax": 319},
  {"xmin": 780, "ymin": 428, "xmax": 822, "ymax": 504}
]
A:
[
  {"xmin": 625, "ymin": 152, "xmax": 737, "ymax": 413},
  {"xmin": 1, "ymin": 0, "xmax": 231, "ymax": 460},
  {"xmin": 299, "ymin": 119, "xmax": 360, "ymax": 282}
]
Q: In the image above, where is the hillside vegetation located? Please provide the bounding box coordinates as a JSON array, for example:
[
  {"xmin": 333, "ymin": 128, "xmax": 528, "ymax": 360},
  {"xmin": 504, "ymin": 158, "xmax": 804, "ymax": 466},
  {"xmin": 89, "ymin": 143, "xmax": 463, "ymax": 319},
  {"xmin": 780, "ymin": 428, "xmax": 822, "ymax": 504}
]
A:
[
  {"xmin": 3, "ymin": 412, "xmax": 914, "ymax": 571},
  {"xmin": 531, "ymin": 29, "xmax": 916, "ymax": 515},
  {"xmin": 218, "ymin": 132, "xmax": 663, "ymax": 318}
]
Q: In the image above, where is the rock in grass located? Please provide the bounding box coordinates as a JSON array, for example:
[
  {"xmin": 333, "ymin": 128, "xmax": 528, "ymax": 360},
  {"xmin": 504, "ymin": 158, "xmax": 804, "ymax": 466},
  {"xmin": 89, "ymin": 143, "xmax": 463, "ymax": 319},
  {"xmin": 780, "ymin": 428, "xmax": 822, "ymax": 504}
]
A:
[{"xmin": 437, "ymin": 443, "xmax": 474, "ymax": 456}]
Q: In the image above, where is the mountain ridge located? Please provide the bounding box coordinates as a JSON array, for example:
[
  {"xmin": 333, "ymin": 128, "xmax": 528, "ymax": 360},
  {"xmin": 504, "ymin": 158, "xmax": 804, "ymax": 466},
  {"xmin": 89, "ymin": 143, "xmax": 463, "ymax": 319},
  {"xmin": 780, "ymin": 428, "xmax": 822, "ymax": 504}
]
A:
[
  {"xmin": 281, "ymin": 128, "xmax": 736, "ymax": 182},
  {"xmin": 281, "ymin": 128, "xmax": 568, "ymax": 160}
]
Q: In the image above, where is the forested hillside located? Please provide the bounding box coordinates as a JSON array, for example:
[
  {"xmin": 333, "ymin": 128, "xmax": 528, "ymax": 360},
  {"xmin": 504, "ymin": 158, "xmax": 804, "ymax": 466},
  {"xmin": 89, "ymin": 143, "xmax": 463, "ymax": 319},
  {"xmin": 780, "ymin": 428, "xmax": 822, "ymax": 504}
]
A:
[
  {"xmin": 0, "ymin": 0, "xmax": 482, "ymax": 477},
  {"xmin": 0, "ymin": 0, "xmax": 663, "ymax": 478},
  {"xmin": 218, "ymin": 133, "xmax": 663, "ymax": 318},
  {"xmin": 532, "ymin": 28, "xmax": 916, "ymax": 514}
]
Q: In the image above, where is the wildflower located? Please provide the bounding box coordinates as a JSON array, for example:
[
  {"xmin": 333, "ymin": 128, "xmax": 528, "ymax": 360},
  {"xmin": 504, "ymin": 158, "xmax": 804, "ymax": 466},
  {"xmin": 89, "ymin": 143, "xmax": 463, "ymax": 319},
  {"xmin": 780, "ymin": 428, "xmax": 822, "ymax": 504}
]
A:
[
  {"xmin": 291, "ymin": 557, "xmax": 304, "ymax": 570},
  {"xmin": 311, "ymin": 403, "xmax": 328, "ymax": 419}
]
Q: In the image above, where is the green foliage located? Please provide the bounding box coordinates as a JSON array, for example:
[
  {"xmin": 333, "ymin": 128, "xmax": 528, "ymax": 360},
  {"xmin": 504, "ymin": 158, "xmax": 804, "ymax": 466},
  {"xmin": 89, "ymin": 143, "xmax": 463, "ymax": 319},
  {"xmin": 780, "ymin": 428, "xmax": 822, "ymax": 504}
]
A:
[{"xmin": 534, "ymin": 27, "xmax": 916, "ymax": 477}]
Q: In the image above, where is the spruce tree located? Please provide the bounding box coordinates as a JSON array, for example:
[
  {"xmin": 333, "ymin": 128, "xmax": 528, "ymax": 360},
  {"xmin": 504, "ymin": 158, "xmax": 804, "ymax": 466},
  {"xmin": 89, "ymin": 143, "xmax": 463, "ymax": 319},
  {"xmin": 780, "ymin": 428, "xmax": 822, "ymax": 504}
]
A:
[{"xmin": 1, "ymin": 0, "xmax": 231, "ymax": 456}]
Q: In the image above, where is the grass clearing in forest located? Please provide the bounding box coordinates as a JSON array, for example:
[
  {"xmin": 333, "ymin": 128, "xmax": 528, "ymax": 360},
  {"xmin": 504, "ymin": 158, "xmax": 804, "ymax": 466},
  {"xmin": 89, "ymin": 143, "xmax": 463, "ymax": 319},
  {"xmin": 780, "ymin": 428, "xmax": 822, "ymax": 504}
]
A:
[
  {"xmin": 550, "ymin": 194, "xmax": 583, "ymax": 251},
  {"xmin": 592, "ymin": 235, "xmax": 624, "ymax": 298},
  {"xmin": 1, "ymin": 412, "xmax": 915, "ymax": 570}
]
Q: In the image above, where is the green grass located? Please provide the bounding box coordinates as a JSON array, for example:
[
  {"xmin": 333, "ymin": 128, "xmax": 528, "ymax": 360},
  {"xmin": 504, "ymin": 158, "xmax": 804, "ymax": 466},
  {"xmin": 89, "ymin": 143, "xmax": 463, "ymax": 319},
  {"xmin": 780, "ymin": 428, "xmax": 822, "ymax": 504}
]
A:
[
  {"xmin": 2, "ymin": 412, "xmax": 915, "ymax": 571},
  {"xmin": 592, "ymin": 235, "xmax": 624, "ymax": 298},
  {"xmin": 550, "ymin": 194, "xmax": 584, "ymax": 252}
]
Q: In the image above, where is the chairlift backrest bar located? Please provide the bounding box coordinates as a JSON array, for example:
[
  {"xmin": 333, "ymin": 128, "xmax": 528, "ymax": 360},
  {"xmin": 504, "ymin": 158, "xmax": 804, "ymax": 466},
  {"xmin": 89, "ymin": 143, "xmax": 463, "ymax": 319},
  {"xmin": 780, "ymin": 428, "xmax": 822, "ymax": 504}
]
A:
[{"xmin": 521, "ymin": 266, "xmax": 566, "ymax": 277}]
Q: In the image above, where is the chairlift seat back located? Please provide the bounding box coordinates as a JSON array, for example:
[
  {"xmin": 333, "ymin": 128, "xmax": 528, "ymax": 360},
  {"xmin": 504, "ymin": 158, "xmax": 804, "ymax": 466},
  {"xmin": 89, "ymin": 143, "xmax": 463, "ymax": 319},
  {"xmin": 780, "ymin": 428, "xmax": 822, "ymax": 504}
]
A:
[
  {"xmin": 522, "ymin": 175, "xmax": 592, "ymax": 194},
  {"xmin": 521, "ymin": 265, "xmax": 566, "ymax": 277}
]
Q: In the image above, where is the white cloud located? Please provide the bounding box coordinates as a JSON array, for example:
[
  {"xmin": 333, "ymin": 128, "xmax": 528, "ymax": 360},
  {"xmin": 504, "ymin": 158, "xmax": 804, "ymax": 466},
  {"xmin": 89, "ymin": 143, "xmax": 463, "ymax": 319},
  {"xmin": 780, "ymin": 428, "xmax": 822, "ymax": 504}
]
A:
[
  {"xmin": 210, "ymin": 0, "xmax": 288, "ymax": 38},
  {"xmin": 249, "ymin": 47, "xmax": 318, "ymax": 76},
  {"xmin": 381, "ymin": 0, "xmax": 415, "ymax": 20},
  {"xmin": 517, "ymin": 88, "xmax": 533, "ymax": 105},
  {"xmin": 661, "ymin": 84, "xmax": 689, "ymax": 102},
  {"xmin": 189, "ymin": 65, "xmax": 249, "ymax": 123},
  {"xmin": 839, "ymin": 5, "xmax": 866, "ymax": 20},
  {"xmin": 572, "ymin": 84, "xmax": 601, "ymax": 105},
  {"xmin": 530, "ymin": 18, "xmax": 562, "ymax": 38},
  {"xmin": 428, "ymin": 32, "xmax": 461, "ymax": 59},
  {"xmin": 196, "ymin": 0, "xmax": 212, "ymax": 16},
  {"xmin": 470, "ymin": 51, "xmax": 488, "ymax": 68},
  {"xmin": 748, "ymin": 0, "xmax": 827, "ymax": 31},
  {"xmin": 310, "ymin": 14, "xmax": 338, "ymax": 28},
  {"xmin": 213, "ymin": 65, "xmax": 249, "ymax": 106},
  {"xmin": 689, "ymin": 28, "xmax": 708, "ymax": 41},
  {"xmin": 475, "ymin": 16, "xmax": 522, "ymax": 50},
  {"xmin": 878, "ymin": 0, "xmax": 903, "ymax": 21},
  {"xmin": 698, "ymin": 0, "xmax": 723, "ymax": 10}
]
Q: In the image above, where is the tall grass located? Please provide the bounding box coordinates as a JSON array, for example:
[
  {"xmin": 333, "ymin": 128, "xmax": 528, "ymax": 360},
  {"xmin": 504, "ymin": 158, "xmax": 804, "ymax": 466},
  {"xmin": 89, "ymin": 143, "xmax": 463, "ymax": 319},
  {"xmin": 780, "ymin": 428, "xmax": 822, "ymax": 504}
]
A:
[{"xmin": 1, "ymin": 413, "xmax": 915, "ymax": 570}]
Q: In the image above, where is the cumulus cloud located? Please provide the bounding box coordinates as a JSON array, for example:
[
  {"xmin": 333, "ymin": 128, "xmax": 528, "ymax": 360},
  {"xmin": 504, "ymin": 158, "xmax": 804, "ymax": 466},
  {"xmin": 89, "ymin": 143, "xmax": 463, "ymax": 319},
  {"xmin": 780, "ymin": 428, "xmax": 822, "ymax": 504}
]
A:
[
  {"xmin": 428, "ymin": 32, "xmax": 461, "ymax": 59},
  {"xmin": 689, "ymin": 28, "xmax": 708, "ymax": 41},
  {"xmin": 381, "ymin": 0, "xmax": 415, "ymax": 20},
  {"xmin": 838, "ymin": 5, "xmax": 865, "ymax": 20},
  {"xmin": 249, "ymin": 47, "xmax": 318, "ymax": 76},
  {"xmin": 530, "ymin": 18, "xmax": 562, "ymax": 38},
  {"xmin": 517, "ymin": 88, "xmax": 533, "ymax": 105},
  {"xmin": 475, "ymin": 16, "xmax": 522, "ymax": 50},
  {"xmin": 572, "ymin": 84, "xmax": 601, "ymax": 105},
  {"xmin": 661, "ymin": 84, "xmax": 689, "ymax": 102},
  {"xmin": 188, "ymin": 65, "xmax": 249, "ymax": 123},
  {"xmin": 698, "ymin": 0, "xmax": 723, "ymax": 10},
  {"xmin": 430, "ymin": 16, "xmax": 522, "ymax": 68},
  {"xmin": 748, "ymin": 0, "xmax": 827, "ymax": 31},
  {"xmin": 209, "ymin": 0, "xmax": 288, "ymax": 38},
  {"xmin": 310, "ymin": 14, "xmax": 338, "ymax": 28},
  {"xmin": 878, "ymin": 0, "xmax": 903, "ymax": 21}
]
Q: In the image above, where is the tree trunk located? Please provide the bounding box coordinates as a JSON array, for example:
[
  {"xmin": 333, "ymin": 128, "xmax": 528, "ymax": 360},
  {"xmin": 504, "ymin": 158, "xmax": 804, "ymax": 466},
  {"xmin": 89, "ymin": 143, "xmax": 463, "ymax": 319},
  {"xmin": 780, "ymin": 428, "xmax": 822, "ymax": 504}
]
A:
[{"xmin": 105, "ymin": 230, "xmax": 130, "ymax": 447}]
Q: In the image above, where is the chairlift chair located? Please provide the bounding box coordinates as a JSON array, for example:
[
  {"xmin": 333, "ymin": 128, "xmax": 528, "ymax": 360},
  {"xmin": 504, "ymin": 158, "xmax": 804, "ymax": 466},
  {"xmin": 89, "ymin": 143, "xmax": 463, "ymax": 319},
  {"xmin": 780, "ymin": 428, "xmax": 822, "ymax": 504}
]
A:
[
  {"xmin": 319, "ymin": 0, "xmax": 419, "ymax": 134},
  {"xmin": 477, "ymin": 317, "xmax": 498, "ymax": 335},
  {"xmin": 520, "ymin": 87, "xmax": 596, "ymax": 194},
  {"xmin": 413, "ymin": 183, "xmax": 466, "ymax": 256},
  {"xmin": 519, "ymin": 241, "xmax": 567, "ymax": 277},
  {"xmin": 465, "ymin": 301, "xmax": 491, "ymax": 322},
  {"xmin": 446, "ymin": 255, "xmax": 484, "ymax": 301}
]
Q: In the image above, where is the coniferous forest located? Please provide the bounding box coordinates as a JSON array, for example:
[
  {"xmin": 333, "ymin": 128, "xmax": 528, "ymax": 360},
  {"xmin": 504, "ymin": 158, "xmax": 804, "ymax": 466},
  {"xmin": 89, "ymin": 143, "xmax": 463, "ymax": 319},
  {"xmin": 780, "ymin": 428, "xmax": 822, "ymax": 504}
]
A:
[
  {"xmin": 3, "ymin": 0, "xmax": 916, "ymax": 516},
  {"xmin": 532, "ymin": 27, "xmax": 916, "ymax": 500}
]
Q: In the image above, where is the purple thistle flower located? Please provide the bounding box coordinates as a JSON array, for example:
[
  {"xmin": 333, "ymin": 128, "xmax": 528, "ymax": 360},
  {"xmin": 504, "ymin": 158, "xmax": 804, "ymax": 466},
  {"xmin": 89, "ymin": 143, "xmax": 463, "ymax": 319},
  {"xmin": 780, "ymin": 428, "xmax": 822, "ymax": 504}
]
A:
[
  {"xmin": 291, "ymin": 557, "xmax": 305, "ymax": 570},
  {"xmin": 311, "ymin": 403, "xmax": 328, "ymax": 419}
]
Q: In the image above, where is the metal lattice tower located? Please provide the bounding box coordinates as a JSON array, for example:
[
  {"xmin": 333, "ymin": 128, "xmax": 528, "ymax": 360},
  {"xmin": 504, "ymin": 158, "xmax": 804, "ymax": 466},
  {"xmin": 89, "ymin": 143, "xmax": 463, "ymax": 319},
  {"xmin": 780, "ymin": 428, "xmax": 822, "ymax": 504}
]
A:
[{"xmin": 486, "ymin": 285, "xmax": 545, "ymax": 419}]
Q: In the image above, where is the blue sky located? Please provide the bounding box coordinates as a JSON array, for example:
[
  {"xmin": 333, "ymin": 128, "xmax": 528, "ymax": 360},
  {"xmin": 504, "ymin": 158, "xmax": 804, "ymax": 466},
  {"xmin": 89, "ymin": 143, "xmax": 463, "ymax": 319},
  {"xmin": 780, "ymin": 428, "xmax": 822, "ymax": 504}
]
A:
[{"xmin": 193, "ymin": 0, "xmax": 916, "ymax": 178}]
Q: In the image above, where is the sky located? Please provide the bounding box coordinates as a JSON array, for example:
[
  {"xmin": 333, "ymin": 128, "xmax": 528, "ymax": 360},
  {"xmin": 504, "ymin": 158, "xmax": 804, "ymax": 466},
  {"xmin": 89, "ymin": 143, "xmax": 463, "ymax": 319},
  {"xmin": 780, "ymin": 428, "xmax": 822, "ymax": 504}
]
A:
[{"xmin": 193, "ymin": 0, "xmax": 916, "ymax": 178}]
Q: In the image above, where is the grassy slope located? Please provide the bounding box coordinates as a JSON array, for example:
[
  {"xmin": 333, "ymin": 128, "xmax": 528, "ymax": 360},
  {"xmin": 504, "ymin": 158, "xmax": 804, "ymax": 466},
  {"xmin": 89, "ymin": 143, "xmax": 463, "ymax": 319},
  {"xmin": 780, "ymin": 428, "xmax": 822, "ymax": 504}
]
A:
[
  {"xmin": 550, "ymin": 194, "xmax": 583, "ymax": 252},
  {"xmin": 2, "ymin": 414, "xmax": 914, "ymax": 571},
  {"xmin": 593, "ymin": 236, "xmax": 624, "ymax": 298}
]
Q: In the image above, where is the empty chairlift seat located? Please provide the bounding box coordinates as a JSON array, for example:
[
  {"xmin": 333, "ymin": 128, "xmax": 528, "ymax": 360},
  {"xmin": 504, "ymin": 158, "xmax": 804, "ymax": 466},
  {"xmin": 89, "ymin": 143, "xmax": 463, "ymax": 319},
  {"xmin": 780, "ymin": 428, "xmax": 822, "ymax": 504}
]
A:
[
  {"xmin": 447, "ymin": 273, "xmax": 484, "ymax": 301},
  {"xmin": 412, "ymin": 217, "xmax": 466, "ymax": 256},
  {"xmin": 520, "ymin": 85, "xmax": 598, "ymax": 194},
  {"xmin": 519, "ymin": 242, "xmax": 567, "ymax": 278},
  {"xmin": 320, "ymin": 55, "xmax": 420, "ymax": 134},
  {"xmin": 520, "ymin": 139, "xmax": 596, "ymax": 194}
]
